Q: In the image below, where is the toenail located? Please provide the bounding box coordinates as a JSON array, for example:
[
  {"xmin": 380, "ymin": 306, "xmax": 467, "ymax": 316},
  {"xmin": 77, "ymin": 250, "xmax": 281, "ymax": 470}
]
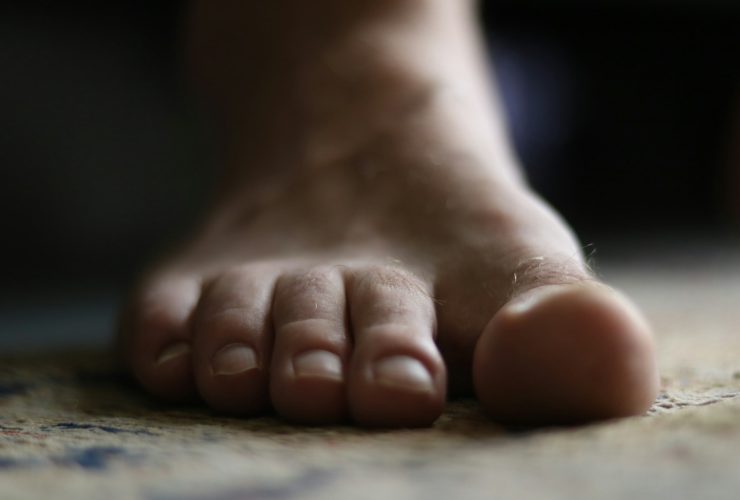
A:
[
  {"xmin": 373, "ymin": 356, "xmax": 434, "ymax": 393},
  {"xmin": 211, "ymin": 343, "xmax": 258, "ymax": 376},
  {"xmin": 506, "ymin": 284, "xmax": 572, "ymax": 315},
  {"xmin": 156, "ymin": 342, "xmax": 191, "ymax": 364},
  {"xmin": 292, "ymin": 350, "xmax": 343, "ymax": 381}
]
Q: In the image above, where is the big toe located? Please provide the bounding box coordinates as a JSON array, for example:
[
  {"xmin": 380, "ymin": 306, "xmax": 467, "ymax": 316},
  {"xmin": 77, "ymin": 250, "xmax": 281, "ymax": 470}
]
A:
[{"xmin": 473, "ymin": 283, "xmax": 659, "ymax": 425}]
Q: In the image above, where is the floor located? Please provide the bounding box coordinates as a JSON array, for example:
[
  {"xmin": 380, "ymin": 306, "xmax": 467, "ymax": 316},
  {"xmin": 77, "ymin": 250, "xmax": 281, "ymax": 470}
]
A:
[{"xmin": 2, "ymin": 246, "xmax": 740, "ymax": 500}]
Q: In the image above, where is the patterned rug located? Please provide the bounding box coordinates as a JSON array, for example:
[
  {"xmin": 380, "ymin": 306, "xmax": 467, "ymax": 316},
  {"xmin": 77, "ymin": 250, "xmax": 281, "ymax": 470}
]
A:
[{"xmin": 2, "ymin": 257, "xmax": 740, "ymax": 500}]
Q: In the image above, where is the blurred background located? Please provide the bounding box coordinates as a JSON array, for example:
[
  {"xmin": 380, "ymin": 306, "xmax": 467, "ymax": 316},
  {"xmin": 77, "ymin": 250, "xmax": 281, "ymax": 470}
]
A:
[{"xmin": 1, "ymin": 1, "xmax": 739, "ymax": 350}]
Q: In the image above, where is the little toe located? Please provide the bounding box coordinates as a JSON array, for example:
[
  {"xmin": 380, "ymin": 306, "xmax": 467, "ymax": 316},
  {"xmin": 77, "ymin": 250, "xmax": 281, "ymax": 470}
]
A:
[
  {"xmin": 347, "ymin": 266, "xmax": 446, "ymax": 427},
  {"xmin": 270, "ymin": 267, "xmax": 350, "ymax": 424},
  {"xmin": 118, "ymin": 274, "xmax": 201, "ymax": 401},
  {"xmin": 192, "ymin": 266, "xmax": 277, "ymax": 415},
  {"xmin": 473, "ymin": 281, "xmax": 659, "ymax": 425}
]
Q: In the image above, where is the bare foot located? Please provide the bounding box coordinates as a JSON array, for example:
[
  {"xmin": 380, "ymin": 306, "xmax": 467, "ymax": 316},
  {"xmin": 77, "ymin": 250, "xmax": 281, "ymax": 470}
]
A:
[{"xmin": 118, "ymin": 0, "xmax": 658, "ymax": 427}]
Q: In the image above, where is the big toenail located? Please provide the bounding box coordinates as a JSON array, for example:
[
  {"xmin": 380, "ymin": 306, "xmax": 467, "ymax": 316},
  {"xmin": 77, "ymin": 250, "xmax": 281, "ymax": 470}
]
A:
[
  {"xmin": 156, "ymin": 342, "xmax": 191, "ymax": 364},
  {"xmin": 373, "ymin": 356, "xmax": 434, "ymax": 393},
  {"xmin": 211, "ymin": 344, "xmax": 258, "ymax": 375},
  {"xmin": 293, "ymin": 350, "xmax": 343, "ymax": 380},
  {"xmin": 505, "ymin": 286, "xmax": 565, "ymax": 315}
]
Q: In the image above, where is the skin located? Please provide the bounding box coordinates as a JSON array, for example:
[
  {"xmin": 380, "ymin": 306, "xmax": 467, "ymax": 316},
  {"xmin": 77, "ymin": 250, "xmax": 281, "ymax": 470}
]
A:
[{"xmin": 118, "ymin": 0, "xmax": 659, "ymax": 427}]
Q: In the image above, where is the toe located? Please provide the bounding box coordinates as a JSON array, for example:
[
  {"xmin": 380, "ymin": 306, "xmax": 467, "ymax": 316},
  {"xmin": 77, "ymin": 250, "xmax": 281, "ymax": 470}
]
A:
[
  {"xmin": 191, "ymin": 265, "xmax": 277, "ymax": 415},
  {"xmin": 347, "ymin": 266, "xmax": 446, "ymax": 427},
  {"xmin": 270, "ymin": 267, "xmax": 349, "ymax": 424},
  {"xmin": 118, "ymin": 274, "xmax": 201, "ymax": 401},
  {"xmin": 473, "ymin": 282, "xmax": 660, "ymax": 425}
]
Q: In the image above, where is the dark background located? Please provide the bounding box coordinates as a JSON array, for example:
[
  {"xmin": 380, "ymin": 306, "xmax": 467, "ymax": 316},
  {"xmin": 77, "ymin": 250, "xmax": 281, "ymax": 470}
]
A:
[
  {"xmin": 484, "ymin": 2, "xmax": 740, "ymax": 233},
  {"xmin": 2, "ymin": 1, "xmax": 740, "ymax": 292}
]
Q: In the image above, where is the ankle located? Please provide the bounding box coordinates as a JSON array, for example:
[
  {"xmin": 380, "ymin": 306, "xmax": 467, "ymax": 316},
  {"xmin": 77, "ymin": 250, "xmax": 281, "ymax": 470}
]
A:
[{"xmin": 188, "ymin": 1, "xmax": 485, "ymax": 155}]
